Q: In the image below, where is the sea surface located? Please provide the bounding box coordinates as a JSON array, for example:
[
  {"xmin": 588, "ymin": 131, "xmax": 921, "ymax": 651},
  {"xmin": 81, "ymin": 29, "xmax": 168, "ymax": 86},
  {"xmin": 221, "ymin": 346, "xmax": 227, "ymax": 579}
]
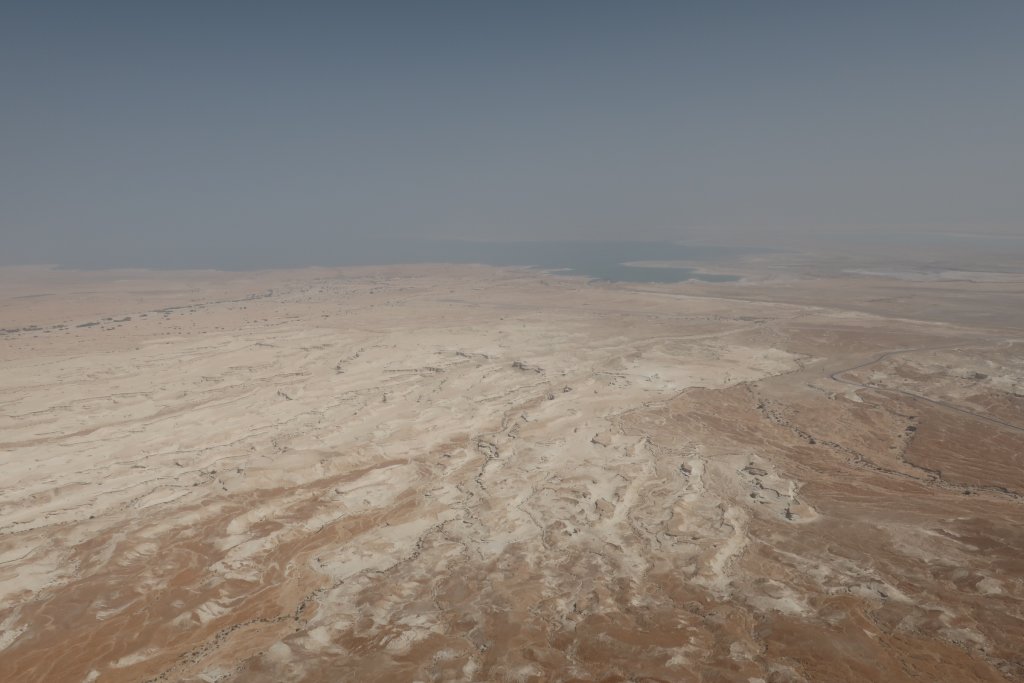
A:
[
  {"xmin": 36, "ymin": 239, "xmax": 752, "ymax": 283},
  {"xmin": 423, "ymin": 241, "xmax": 744, "ymax": 282},
  {"xmin": 549, "ymin": 263, "xmax": 739, "ymax": 283}
]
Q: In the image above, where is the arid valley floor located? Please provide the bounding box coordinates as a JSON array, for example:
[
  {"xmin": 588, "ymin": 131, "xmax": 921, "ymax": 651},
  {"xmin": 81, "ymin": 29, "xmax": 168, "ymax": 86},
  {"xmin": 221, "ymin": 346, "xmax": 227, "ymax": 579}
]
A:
[{"xmin": 1, "ymin": 254, "xmax": 1023, "ymax": 682}]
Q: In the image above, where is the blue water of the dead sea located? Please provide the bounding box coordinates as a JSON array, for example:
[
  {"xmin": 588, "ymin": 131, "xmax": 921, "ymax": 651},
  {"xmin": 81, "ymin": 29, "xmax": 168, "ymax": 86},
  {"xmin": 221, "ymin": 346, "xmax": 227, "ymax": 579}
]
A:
[
  {"xmin": 44, "ymin": 239, "xmax": 751, "ymax": 283},
  {"xmin": 544, "ymin": 262, "xmax": 739, "ymax": 283},
  {"xmin": 356, "ymin": 240, "xmax": 746, "ymax": 283}
]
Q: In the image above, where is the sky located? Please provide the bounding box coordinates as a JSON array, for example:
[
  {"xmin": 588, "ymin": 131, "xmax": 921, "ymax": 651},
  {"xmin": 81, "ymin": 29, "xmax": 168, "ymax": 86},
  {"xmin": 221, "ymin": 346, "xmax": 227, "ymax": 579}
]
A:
[{"xmin": 2, "ymin": 1, "xmax": 1023, "ymax": 267}]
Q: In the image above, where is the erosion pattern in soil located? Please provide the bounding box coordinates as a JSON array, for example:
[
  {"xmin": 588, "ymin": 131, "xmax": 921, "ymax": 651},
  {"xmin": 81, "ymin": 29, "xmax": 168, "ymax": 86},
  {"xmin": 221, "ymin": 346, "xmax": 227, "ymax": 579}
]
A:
[{"xmin": 1, "ymin": 264, "xmax": 1022, "ymax": 682}]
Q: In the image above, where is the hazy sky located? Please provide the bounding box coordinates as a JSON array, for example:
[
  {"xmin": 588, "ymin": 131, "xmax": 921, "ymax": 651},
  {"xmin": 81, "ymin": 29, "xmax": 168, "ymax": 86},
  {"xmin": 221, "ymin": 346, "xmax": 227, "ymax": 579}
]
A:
[{"xmin": 2, "ymin": 2, "xmax": 1023, "ymax": 266}]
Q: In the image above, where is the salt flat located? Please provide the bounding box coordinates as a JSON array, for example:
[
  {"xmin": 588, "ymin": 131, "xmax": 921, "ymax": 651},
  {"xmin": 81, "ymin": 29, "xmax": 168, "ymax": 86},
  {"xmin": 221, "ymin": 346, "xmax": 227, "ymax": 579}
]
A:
[{"xmin": 1, "ymin": 263, "xmax": 1022, "ymax": 682}]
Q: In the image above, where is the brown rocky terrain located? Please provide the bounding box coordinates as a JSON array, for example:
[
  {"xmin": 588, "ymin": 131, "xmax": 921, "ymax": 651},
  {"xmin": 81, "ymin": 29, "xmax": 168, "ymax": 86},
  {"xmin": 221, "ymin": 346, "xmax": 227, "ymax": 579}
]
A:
[{"xmin": 0, "ymin": 260, "xmax": 1022, "ymax": 682}]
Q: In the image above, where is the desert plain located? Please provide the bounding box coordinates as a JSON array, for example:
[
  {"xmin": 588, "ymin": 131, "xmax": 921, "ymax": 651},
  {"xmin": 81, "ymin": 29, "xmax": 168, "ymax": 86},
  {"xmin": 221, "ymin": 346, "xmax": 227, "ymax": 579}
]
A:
[{"xmin": 0, "ymin": 252, "xmax": 1023, "ymax": 682}]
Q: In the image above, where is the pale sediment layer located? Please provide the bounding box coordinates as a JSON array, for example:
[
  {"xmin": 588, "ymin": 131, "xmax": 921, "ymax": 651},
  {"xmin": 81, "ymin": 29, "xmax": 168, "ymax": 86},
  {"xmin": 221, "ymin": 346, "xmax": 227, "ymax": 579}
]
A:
[{"xmin": 0, "ymin": 264, "xmax": 1022, "ymax": 682}]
